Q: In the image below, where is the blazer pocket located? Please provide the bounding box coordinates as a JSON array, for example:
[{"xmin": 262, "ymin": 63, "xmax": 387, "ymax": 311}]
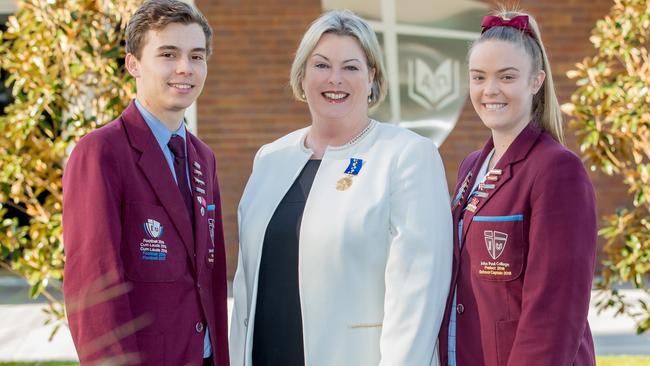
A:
[
  {"xmin": 495, "ymin": 319, "xmax": 518, "ymax": 366},
  {"xmin": 349, "ymin": 322, "xmax": 383, "ymax": 329},
  {"xmin": 122, "ymin": 202, "xmax": 188, "ymax": 282},
  {"xmin": 469, "ymin": 215, "xmax": 525, "ymax": 282}
]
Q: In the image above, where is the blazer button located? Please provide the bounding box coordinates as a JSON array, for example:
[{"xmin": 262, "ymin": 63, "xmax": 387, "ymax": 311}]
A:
[
  {"xmin": 195, "ymin": 321, "xmax": 204, "ymax": 333},
  {"xmin": 456, "ymin": 303, "xmax": 465, "ymax": 314},
  {"xmin": 244, "ymin": 318, "xmax": 249, "ymax": 327}
]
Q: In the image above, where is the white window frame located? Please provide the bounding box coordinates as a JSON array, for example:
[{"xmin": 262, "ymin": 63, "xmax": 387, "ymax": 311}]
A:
[{"xmin": 371, "ymin": 0, "xmax": 479, "ymax": 124}]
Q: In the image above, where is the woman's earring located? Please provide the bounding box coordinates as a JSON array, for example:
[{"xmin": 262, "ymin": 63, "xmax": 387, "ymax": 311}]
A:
[
  {"xmin": 367, "ymin": 94, "xmax": 372, "ymax": 104},
  {"xmin": 301, "ymin": 92, "xmax": 306, "ymax": 100}
]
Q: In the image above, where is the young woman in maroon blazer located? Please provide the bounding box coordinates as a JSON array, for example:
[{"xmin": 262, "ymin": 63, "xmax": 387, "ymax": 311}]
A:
[{"xmin": 439, "ymin": 9, "xmax": 597, "ymax": 366}]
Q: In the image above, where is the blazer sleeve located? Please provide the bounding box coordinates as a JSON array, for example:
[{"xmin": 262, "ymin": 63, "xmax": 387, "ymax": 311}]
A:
[
  {"xmin": 62, "ymin": 136, "xmax": 140, "ymax": 364},
  {"xmin": 507, "ymin": 151, "xmax": 597, "ymax": 365},
  {"xmin": 210, "ymin": 152, "xmax": 230, "ymax": 364},
  {"xmin": 379, "ymin": 137, "xmax": 453, "ymax": 366}
]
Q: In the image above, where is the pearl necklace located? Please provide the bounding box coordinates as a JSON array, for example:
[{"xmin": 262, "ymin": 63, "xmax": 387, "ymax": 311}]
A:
[{"xmin": 345, "ymin": 120, "xmax": 375, "ymax": 146}]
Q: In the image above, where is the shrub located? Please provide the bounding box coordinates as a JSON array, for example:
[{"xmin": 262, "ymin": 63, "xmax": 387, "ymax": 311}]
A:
[
  {"xmin": 563, "ymin": 0, "xmax": 650, "ymax": 333},
  {"xmin": 0, "ymin": 0, "xmax": 137, "ymax": 335}
]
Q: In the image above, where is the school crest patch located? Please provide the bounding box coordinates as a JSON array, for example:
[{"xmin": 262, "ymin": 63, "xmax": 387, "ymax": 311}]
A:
[{"xmin": 484, "ymin": 230, "xmax": 508, "ymax": 260}]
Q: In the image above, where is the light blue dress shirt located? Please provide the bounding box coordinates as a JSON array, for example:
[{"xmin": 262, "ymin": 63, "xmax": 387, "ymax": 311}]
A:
[
  {"xmin": 134, "ymin": 99, "xmax": 212, "ymax": 359},
  {"xmin": 447, "ymin": 149, "xmax": 494, "ymax": 366}
]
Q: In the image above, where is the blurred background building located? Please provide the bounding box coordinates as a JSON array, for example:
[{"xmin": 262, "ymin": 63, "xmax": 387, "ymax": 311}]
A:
[
  {"xmin": 0, "ymin": 0, "xmax": 625, "ymax": 277},
  {"xmin": 189, "ymin": 0, "xmax": 626, "ymax": 277}
]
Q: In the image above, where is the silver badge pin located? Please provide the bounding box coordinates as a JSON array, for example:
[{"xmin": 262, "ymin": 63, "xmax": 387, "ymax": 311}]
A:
[
  {"xmin": 194, "ymin": 177, "xmax": 205, "ymax": 186},
  {"xmin": 208, "ymin": 218, "xmax": 215, "ymax": 245},
  {"xmin": 193, "ymin": 161, "xmax": 201, "ymax": 169},
  {"xmin": 195, "ymin": 186, "xmax": 206, "ymax": 195},
  {"xmin": 489, "ymin": 169, "xmax": 503, "ymax": 175},
  {"xmin": 474, "ymin": 191, "xmax": 489, "ymax": 198},
  {"xmin": 200, "ymin": 206, "xmax": 205, "ymax": 216},
  {"xmin": 479, "ymin": 183, "xmax": 496, "ymax": 190},
  {"xmin": 194, "ymin": 169, "xmax": 203, "ymax": 176}
]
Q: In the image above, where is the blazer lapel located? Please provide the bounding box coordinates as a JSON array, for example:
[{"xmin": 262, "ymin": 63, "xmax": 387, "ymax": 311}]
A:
[
  {"xmin": 455, "ymin": 141, "xmax": 495, "ymax": 245},
  {"xmin": 451, "ymin": 170, "xmax": 473, "ymax": 262},
  {"xmin": 186, "ymin": 136, "xmax": 209, "ymax": 267},
  {"xmin": 460, "ymin": 123, "xmax": 543, "ymax": 244},
  {"xmin": 121, "ymin": 101, "xmax": 196, "ymax": 269},
  {"xmin": 241, "ymin": 130, "xmax": 313, "ymax": 270}
]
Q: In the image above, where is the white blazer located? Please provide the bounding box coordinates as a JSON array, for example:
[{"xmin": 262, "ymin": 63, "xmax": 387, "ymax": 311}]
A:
[{"xmin": 230, "ymin": 121, "xmax": 453, "ymax": 366}]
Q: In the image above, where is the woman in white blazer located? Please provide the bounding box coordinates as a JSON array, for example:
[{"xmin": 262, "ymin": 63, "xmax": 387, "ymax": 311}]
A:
[{"xmin": 230, "ymin": 10, "xmax": 453, "ymax": 366}]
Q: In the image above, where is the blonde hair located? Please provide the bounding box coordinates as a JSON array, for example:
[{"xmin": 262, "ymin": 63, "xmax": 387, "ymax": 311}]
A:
[
  {"xmin": 471, "ymin": 8, "xmax": 564, "ymax": 144},
  {"xmin": 289, "ymin": 9, "xmax": 387, "ymax": 109}
]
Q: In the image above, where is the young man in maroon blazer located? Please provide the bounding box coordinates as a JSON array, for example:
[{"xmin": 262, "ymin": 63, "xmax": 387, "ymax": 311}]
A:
[{"xmin": 62, "ymin": 1, "xmax": 229, "ymax": 365}]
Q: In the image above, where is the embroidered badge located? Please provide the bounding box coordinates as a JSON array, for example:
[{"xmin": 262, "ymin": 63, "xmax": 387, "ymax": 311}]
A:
[
  {"xmin": 144, "ymin": 219, "xmax": 163, "ymax": 239},
  {"xmin": 336, "ymin": 158, "xmax": 363, "ymax": 191},
  {"xmin": 484, "ymin": 230, "xmax": 508, "ymax": 260},
  {"xmin": 465, "ymin": 197, "xmax": 480, "ymax": 213},
  {"xmin": 140, "ymin": 219, "xmax": 168, "ymax": 261},
  {"xmin": 477, "ymin": 230, "xmax": 512, "ymax": 277},
  {"xmin": 479, "ymin": 183, "xmax": 496, "ymax": 190}
]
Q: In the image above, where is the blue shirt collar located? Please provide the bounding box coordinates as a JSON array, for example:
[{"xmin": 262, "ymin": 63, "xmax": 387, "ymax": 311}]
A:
[{"xmin": 134, "ymin": 98, "xmax": 186, "ymax": 149}]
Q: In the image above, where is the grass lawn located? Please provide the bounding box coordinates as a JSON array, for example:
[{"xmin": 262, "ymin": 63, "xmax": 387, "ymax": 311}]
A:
[
  {"xmin": 1, "ymin": 357, "xmax": 649, "ymax": 365},
  {"xmin": 597, "ymin": 356, "xmax": 650, "ymax": 365}
]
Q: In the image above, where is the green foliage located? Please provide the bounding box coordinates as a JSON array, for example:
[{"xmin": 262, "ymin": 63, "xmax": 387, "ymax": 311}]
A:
[
  {"xmin": 563, "ymin": 0, "xmax": 650, "ymax": 333},
  {"xmin": 0, "ymin": 0, "xmax": 137, "ymax": 332}
]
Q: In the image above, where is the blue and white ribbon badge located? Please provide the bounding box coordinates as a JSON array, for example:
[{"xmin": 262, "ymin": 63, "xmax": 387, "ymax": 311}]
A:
[
  {"xmin": 344, "ymin": 158, "xmax": 363, "ymax": 176},
  {"xmin": 336, "ymin": 158, "xmax": 364, "ymax": 191}
]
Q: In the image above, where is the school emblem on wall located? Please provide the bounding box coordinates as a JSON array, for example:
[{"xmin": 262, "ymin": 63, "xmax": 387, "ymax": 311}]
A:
[
  {"xmin": 144, "ymin": 219, "xmax": 164, "ymax": 239},
  {"xmin": 407, "ymin": 57, "xmax": 460, "ymax": 111},
  {"xmin": 382, "ymin": 41, "xmax": 469, "ymax": 147},
  {"xmin": 484, "ymin": 230, "xmax": 508, "ymax": 260}
]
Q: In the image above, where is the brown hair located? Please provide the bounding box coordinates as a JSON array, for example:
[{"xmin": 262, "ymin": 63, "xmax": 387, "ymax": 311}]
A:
[
  {"xmin": 471, "ymin": 8, "xmax": 564, "ymax": 144},
  {"xmin": 125, "ymin": 0, "xmax": 213, "ymax": 59}
]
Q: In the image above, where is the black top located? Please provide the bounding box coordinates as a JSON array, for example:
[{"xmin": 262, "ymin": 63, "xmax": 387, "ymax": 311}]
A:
[{"xmin": 252, "ymin": 160, "xmax": 320, "ymax": 366}]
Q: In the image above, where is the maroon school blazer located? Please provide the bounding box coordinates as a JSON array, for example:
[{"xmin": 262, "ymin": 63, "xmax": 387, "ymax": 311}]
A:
[
  {"xmin": 63, "ymin": 101, "xmax": 229, "ymax": 366},
  {"xmin": 439, "ymin": 123, "xmax": 597, "ymax": 366}
]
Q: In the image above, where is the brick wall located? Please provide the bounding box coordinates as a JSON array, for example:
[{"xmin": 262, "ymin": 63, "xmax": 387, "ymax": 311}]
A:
[
  {"xmin": 196, "ymin": 0, "xmax": 321, "ymax": 275},
  {"xmin": 197, "ymin": 0, "xmax": 625, "ymax": 279}
]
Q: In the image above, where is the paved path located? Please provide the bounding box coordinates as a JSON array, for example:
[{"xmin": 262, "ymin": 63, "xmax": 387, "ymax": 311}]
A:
[{"xmin": 0, "ymin": 277, "xmax": 648, "ymax": 361}]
